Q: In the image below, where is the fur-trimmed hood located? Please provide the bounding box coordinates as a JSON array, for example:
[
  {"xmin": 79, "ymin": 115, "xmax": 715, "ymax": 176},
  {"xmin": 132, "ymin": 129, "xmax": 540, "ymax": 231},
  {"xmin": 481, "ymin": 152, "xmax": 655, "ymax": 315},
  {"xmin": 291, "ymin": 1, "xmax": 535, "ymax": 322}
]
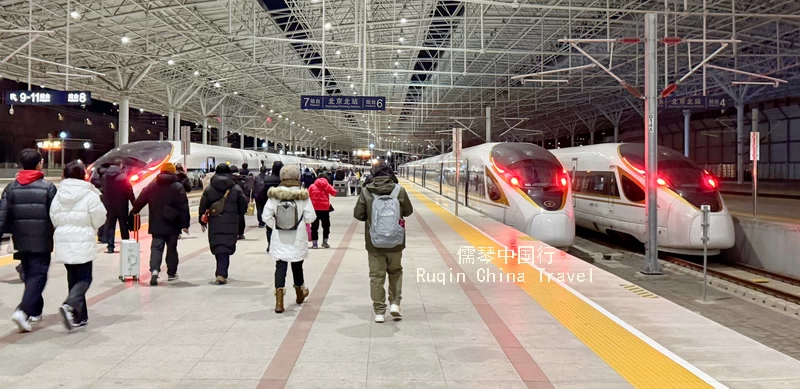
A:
[{"xmin": 267, "ymin": 185, "xmax": 309, "ymax": 201}]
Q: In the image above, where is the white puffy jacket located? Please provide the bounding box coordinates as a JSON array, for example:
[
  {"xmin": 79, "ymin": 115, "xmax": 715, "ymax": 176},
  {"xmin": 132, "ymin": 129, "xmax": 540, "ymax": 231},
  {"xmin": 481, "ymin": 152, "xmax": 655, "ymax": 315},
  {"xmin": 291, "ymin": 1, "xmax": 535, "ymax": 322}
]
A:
[
  {"xmin": 263, "ymin": 185, "xmax": 316, "ymax": 263},
  {"xmin": 50, "ymin": 178, "xmax": 107, "ymax": 264}
]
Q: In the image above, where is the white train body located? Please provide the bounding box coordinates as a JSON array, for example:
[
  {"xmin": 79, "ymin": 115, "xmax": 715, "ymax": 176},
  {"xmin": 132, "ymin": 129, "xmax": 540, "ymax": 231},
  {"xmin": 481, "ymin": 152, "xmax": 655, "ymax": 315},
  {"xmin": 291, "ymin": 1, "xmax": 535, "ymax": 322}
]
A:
[
  {"xmin": 399, "ymin": 142, "xmax": 575, "ymax": 249},
  {"xmin": 88, "ymin": 141, "xmax": 361, "ymax": 196},
  {"xmin": 550, "ymin": 143, "xmax": 735, "ymax": 255}
]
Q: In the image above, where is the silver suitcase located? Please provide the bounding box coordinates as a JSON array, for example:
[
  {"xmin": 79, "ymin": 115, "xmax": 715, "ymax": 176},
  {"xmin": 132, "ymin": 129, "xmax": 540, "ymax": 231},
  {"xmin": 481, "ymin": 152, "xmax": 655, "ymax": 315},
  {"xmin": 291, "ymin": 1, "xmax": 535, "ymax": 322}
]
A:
[{"xmin": 119, "ymin": 215, "xmax": 141, "ymax": 282}]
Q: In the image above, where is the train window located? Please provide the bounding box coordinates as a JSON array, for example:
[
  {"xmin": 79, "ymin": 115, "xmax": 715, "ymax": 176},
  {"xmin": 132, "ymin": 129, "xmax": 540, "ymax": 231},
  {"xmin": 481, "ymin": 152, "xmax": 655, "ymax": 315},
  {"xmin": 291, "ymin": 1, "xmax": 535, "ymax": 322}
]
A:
[
  {"xmin": 486, "ymin": 171, "xmax": 502, "ymax": 202},
  {"xmin": 469, "ymin": 169, "xmax": 485, "ymax": 198},
  {"xmin": 621, "ymin": 175, "xmax": 645, "ymax": 202}
]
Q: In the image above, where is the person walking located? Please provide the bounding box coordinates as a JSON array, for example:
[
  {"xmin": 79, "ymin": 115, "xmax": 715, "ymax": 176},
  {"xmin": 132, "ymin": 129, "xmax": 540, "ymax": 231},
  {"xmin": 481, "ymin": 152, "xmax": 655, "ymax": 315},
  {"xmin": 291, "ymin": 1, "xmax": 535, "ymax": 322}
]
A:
[
  {"xmin": 353, "ymin": 163, "xmax": 413, "ymax": 323},
  {"xmin": 300, "ymin": 167, "xmax": 315, "ymax": 189},
  {"xmin": 348, "ymin": 172, "xmax": 359, "ymax": 195},
  {"xmin": 175, "ymin": 163, "xmax": 193, "ymax": 193},
  {"xmin": 263, "ymin": 161, "xmax": 283, "ymax": 252},
  {"xmin": 230, "ymin": 165, "xmax": 248, "ymax": 240},
  {"xmin": 90, "ymin": 162, "xmax": 111, "ymax": 245},
  {"xmin": 0, "ymin": 149, "xmax": 57, "ymax": 332},
  {"xmin": 102, "ymin": 158, "xmax": 135, "ymax": 253},
  {"xmin": 262, "ymin": 165, "xmax": 316, "ymax": 313},
  {"xmin": 199, "ymin": 164, "xmax": 248, "ymax": 284},
  {"xmin": 254, "ymin": 166, "xmax": 269, "ymax": 228},
  {"xmin": 50, "ymin": 161, "xmax": 106, "ymax": 330},
  {"xmin": 131, "ymin": 163, "xmax": 191, "ymax": 285},
  {"xmin": 308, "ymin": 174, "xmax": 337, "ymax": 249}
]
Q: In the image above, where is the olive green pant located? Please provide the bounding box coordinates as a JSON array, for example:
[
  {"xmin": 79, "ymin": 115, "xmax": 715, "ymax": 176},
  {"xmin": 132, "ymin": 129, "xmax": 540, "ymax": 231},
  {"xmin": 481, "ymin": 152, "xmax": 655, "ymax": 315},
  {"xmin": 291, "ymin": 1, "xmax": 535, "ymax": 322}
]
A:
[{"xmin": 368, "ymin": 251, "xmax": 403, "ymax": 314}]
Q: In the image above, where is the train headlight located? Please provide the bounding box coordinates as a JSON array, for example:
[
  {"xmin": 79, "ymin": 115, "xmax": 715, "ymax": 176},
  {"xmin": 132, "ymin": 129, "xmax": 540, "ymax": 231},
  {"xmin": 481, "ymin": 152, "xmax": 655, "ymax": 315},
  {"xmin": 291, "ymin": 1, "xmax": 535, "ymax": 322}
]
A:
[
  {"xmin": 129, "ymin": 174, "xmax": 140, "ymax": 182},
  {"xmin": 510, "ymin": 177, "xmax": 520, "ymax": 186}
]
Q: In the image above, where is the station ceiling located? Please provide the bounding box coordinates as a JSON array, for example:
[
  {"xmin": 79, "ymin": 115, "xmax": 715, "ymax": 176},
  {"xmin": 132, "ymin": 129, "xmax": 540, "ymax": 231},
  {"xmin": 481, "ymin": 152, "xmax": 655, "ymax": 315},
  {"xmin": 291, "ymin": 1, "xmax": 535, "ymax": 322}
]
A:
[{"xmin": 1, "ymin": 0, "xmax": 799, "ymax": 151}]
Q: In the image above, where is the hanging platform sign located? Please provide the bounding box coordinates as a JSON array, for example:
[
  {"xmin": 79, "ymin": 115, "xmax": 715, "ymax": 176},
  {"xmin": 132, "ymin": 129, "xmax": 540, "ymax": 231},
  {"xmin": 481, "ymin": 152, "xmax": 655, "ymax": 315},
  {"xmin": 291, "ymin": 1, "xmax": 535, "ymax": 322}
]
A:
[
  {"xmin": 301, "ymin": 95, "xmax": 385, "ymax": 111},
  {"xmin": 4, "ymin": 90, "xmax": 91, "ymax": 105},
  {"xmin": 658, "ymin": 95, "xmax": 731, "ymax": 110}
]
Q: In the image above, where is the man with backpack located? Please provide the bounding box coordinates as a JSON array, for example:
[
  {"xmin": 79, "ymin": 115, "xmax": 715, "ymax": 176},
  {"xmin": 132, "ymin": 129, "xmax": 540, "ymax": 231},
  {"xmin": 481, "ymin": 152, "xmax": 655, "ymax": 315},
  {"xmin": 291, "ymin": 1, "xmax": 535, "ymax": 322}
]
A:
[
  {"xmin": 254, "ymin": 166, "xmax": 269, "ymax": 228},
  {"xmin": 263, "ymin": 161, "xmax": 283, "ymax": 252},
  {"xmin": 353, "ymin": 163, "xmax": 413, "ymax": 323}
]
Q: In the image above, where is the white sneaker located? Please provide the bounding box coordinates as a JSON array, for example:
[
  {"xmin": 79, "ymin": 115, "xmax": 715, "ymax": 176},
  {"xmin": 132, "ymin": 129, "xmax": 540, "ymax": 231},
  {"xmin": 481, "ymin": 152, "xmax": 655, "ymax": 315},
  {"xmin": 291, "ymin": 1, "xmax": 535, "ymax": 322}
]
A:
[
  {"xmin": 11, "ymin": 310, "xmax": 31, "ymax": 333},
  {"xmin": 374, "ymin": 314, "xmax": 385, "ymax": 323},
  {"xmin": 59, "ymin": 304, "xmax": 74, "ymax": 331},
  {"xmin": 389, "ymin": 304, "xmax": 402, "ymax": 321},
  {"xmin": 29, "ymin": 315, "xmax": 42, "ymax": 323}
]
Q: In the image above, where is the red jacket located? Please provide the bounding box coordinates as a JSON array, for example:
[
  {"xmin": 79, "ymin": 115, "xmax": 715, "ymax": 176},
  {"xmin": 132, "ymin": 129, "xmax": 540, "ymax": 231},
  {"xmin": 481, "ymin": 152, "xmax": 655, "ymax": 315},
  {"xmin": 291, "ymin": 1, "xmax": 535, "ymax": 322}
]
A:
[{"xmin": 309, "ymin": 177, "xmax": 337, "ymax": 211}]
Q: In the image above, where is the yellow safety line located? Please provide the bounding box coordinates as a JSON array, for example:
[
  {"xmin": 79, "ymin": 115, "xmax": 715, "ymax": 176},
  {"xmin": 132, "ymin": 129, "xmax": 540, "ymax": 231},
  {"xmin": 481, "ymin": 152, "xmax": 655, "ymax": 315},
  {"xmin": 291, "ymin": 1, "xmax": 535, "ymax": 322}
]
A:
[
  {"xmin": 403, "ymin": 182, "xmax": 712, "ymax": 388},
  {"xmin": 729, "ymin": 210, "xmax": 800, "ymax": 225}
]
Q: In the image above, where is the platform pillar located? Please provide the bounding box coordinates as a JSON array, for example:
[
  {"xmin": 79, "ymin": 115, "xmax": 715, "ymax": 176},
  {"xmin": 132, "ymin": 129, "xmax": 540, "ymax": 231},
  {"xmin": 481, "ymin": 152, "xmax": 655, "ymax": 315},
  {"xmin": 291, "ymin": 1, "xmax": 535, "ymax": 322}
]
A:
[
  {"xmin": 168, "ymin": 109, "xmax": 174, "ymax": 141},
  {"xmin": 485, "ymin": 106, "xmax": 491, "ymax": 143},
  {"xmin": 642, "ymin": 13, "xmax": 662, "ymax": 275},
  {"xmin": 202, "ymin": 118, "xmax": 208, "ymax": 145},
  {"xmin": 118, "ymin": 96, "xmax": 130, "ymax": 146},
  {"xmin": 174, "ymin": 111, "xmax": 181, "ymax": 141},
  {"xmin": 683, "ymin": 110, "xmax": 691, "ymax": 157},
  {"xmin": 736, "ymin": 101, "xmax": 745, "ymax": 185},
  {"xmin": 218, "ymin": 104, "xmax": 225, "ymax": 147},
  {"xmin": 613, "ymin": 124, "xmax": 619, "ymax": 143}
]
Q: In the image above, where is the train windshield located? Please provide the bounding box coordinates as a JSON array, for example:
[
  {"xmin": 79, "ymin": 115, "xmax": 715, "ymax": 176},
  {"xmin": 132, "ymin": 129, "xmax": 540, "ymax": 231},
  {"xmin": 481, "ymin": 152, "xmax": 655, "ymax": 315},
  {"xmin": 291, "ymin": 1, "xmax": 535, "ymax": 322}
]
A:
[
  {"xmin": 89, "ymin": 141, "xmax": 173, "ymax": 182},
  {"xmin": 619, "ymin": 143, "xmax": 721, "ymax": 210},
  {"xmin": 490, "ymin": 143, "xmax": 567, "ymax": 210}
]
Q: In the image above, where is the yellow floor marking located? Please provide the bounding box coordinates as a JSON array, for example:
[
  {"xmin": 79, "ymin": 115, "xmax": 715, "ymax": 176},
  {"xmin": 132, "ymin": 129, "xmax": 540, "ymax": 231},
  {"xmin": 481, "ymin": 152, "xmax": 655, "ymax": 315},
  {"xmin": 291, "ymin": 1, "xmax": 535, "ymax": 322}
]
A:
[
  {"xmin": 404, "ymin": 183, "xmax": 712, "ymax": 388},
  {"xmin": 729, "ymin": 211, "xmax": 800, "ymax": 225}
]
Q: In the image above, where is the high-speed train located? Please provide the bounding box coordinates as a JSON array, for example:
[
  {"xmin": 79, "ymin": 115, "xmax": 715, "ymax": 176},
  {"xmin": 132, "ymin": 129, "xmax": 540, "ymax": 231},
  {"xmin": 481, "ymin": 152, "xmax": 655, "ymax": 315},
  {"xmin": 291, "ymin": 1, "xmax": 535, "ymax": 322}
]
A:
[
  {"xmin": 399, "ymin": 142, "xmax": 575, "ymax": 249},
  {"xmin": 549, "ymin": 143, "xmax": 735, "ymax": 255},
  {"xmin": 88, "ymin": 141, "xmax": 359, "ymax": 196}
]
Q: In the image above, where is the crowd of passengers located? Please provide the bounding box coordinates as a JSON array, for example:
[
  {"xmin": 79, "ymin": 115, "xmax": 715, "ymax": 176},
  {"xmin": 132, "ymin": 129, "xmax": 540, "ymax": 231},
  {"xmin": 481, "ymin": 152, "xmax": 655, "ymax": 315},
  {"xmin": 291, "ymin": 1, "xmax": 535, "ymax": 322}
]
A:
[{"xmin": 0, "ymin": 149, "xmax": 412, "ymax": 332}]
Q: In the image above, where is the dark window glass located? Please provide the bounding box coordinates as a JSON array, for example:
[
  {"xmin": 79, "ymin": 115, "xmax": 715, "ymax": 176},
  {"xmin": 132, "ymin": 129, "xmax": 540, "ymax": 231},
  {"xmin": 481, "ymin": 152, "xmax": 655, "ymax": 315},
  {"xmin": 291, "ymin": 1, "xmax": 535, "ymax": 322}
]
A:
[
  {"xmin": 89, "ymin": 141, "xmax": 173, "ymax": 180},
  {"xmin": 621, "ymin": 175, "xmax": 645, "ymax": 202}
]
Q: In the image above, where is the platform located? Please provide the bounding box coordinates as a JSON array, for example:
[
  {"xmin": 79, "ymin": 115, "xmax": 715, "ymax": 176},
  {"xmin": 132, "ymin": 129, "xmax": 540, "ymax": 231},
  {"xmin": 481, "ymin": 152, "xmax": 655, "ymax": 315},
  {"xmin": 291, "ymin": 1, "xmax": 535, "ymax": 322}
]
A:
[{"xmin": 0, "ymin": 181, "xmax": 798, "ymax": 388}]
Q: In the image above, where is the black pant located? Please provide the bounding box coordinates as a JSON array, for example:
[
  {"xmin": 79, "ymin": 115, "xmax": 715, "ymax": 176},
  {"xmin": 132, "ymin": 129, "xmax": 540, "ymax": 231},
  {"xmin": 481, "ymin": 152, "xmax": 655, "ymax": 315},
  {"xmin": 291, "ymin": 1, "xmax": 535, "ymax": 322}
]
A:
[
  {"xmin": 150, "ymin": 234, "xmax": 179, "ymax": 276},
  {"xmin": 256, "ymin": 198, "xmax": 267, "ymax": 225},
  {"xmin": 238, "ymin": 214, "xmax": 246, "ymax": 236},
  {"xmin": 97, "ymin": 225, "xmax": 106, "ymax": 244},
  {"xmin": 311, "ymin": 210, "xmax": 331, "ymax": 241},
  {"xmin": 266, "ymin": 226, "xmax": 273, "ymax": 250},
  {"xmin": 350, "ymin": 186, "xmax": 356, "ymax": 195},
  {"xmin": 215, "ymin": 254, "xmax": 230, "ymax": 278},
  {"xmin": 18, "ymin": 252, "xmax": 50, "ymax": 317},
  {"xmin": 104, "ymin": 213, "xmax": 130, "ymax": 250},
  {"xmin": 275, "ymin": 260, "xmax": 304, "ymax": 288},
  {"xmin": 64, "ymin": 262, "xmax": 92, "ymax": 323}
]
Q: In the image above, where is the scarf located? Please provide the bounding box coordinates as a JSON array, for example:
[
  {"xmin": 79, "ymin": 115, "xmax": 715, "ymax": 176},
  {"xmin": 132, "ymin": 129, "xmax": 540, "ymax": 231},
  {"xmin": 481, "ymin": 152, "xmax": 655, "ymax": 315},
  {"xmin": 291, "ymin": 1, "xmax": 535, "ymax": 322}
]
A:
[{"xmin": 280, "ymin": 179, "xmax": 300, "ymax": 188}]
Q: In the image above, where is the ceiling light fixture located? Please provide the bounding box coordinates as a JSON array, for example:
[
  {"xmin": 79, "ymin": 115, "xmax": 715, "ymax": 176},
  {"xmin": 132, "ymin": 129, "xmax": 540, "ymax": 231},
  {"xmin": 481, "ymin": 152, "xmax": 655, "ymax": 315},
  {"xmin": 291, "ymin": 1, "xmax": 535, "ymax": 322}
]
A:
[
  {"xmin": 214, "ymin": 81, "xmax": 221, "ymax": 88},
  {"xmin": 70, "ymin": 11, "xmax": 80, "ymax": 19},
  {"xmin": 121, "ymin": 36, "xmax": 130, "ymax": 44},
  {"xmin": 350, "ymin": 84, "xmax": 355, "ymax": 89},
  {"xmin": 400, "ymin": 18, "xmax": 407, "ymax": 24},
  {"xmin": 335, "ymin": 49, "xmax": 341, "ymax": 55},
  {"xmin": 324, "ymin": 22, "xmax": 332, "ymax": 30},
  {"xmin": 396, "ymin": 49, "xmax": 402, "ymax": 54},
  {"xmin": 193, "ymin": 70, "xmax": 200, "ymax": 76},
  {"xmin": 233, "ymin": 91, "xmax": 238, "ymax": 95},
  {"xmin": 167, "ymin": 59, "xmax": 175, "ymax": 65},
  {"xmin": 394, "ymin": 61, "xmax": 399, "ymax": 66},
  {"xmin": 398, "ymin": 37, "xmax": 405, "ymax": 43}
]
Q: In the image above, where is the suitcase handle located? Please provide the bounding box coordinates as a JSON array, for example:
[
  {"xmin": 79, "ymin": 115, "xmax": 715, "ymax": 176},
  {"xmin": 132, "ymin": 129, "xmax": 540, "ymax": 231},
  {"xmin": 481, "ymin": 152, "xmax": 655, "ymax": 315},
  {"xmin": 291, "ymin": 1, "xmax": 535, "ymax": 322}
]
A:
[{"xmin": 133, "ymin": 214, "xmax": 141, "ymax": 242}]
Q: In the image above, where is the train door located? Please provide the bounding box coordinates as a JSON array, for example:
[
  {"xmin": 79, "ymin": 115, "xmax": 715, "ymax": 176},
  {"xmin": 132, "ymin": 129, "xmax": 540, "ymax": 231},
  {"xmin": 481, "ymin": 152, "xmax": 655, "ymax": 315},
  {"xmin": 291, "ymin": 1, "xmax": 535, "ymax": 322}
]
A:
[
  {"xmin": 207, "ymin": 157, "xmax": 216, "ymax": 173},
  {"xmin": 583, "ymin": 172, "xmax": 614, "ymax": 232}
]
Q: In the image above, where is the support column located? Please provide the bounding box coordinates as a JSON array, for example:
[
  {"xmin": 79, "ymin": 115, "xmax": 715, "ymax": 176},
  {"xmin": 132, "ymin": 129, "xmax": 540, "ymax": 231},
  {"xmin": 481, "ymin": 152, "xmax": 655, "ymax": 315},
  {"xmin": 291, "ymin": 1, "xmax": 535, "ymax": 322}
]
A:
[
  {"xmin": 642, "ymin": 12, "xmax": 661, "ymax": 275},
  {"xmin": 174, "ymin": 111, "xmax": 181, "ymax": 141},
  {"xmin": 240, "ymin": 131, "xmax": 244, "ymax": 150},
  {"xmin": 202, "ymin": 118, "xmax": 208, "ymax": 145},
  {"xmin": 485, "ymin": 106, "xmax": 492, "ymax": 142},
  {"xmin": 570, "ymin": 133, "xmax": 575, "ymax": 147},
  {"xmin": 590, "ymin": 131, "xmax": 595, "ymax": 145},
  {"xmin": 614, "ymin": 124, "xmax": 619, "ymax": 143},
  {"xmin": 119, "ymin": 96, "xmax": 130, "ymax": 146},
  {"xmin": 441, "ymin": 138, "xmax": 445, "ymax": 153},
  {"xmin": 736, "ymin": 101, "xmax": 745, "ymax": 185},
  {"xmin": 218, "ymin": 105, "xmax": 225, "ymax": 147},
  {"xmin": 168, "ymin": 109, "xmax": 175, "ymax": 141},
  {"xmin": 683, "ymin": 110, "xmax": 691, "ymax": 157}
]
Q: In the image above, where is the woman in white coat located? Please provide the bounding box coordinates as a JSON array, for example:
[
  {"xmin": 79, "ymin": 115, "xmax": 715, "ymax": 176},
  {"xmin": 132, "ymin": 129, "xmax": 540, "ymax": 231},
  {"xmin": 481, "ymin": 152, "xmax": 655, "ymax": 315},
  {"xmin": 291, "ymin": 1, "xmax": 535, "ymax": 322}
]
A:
[
  {"xmin": 49, "ymin": 161, "xmax": 106, "ymax": 330},
  {"xmin": 262, "ymin": 164, "xmax": 316, "ymax": 313}
]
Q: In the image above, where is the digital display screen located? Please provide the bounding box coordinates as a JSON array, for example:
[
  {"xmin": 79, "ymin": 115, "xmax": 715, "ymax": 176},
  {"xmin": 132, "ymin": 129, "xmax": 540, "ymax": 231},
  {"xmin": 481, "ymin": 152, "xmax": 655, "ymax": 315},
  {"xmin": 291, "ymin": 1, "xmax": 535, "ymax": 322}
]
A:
[{"xmin": 4, "ymin": 90, "xmax": 92, "ymax": 105}]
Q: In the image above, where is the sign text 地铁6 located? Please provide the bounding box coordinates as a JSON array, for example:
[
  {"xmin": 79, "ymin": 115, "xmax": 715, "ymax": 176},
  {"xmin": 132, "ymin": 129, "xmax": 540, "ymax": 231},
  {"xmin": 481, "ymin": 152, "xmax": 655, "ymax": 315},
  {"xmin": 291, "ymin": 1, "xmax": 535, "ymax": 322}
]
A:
[{"xmin": 301, "ymin": 96, "xmax": 386, "ymax": 111}]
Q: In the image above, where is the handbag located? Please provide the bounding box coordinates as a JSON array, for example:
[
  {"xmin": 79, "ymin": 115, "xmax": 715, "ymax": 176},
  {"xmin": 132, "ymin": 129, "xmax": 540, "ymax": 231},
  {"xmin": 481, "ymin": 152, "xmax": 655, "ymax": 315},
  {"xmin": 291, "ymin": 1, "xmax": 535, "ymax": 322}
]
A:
[
  {"xmin": 328, "ymin": 204, "xmax": 334, "ymax": 212},
  {"xmin": 246, "ymin": 190, "xmax": 255, "ymax": 216},
  {"xmin": 208, "ymin": 190, "xmax": 230, "ymax": 217}
]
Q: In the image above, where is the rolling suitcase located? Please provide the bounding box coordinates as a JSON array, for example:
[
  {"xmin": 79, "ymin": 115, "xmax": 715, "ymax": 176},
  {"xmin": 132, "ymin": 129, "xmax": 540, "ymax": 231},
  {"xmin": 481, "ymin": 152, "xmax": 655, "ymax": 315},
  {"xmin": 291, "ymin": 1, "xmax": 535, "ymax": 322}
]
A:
[{"xmin": 119, "ymin": 214, "xmax": 141, "ymax": 282}]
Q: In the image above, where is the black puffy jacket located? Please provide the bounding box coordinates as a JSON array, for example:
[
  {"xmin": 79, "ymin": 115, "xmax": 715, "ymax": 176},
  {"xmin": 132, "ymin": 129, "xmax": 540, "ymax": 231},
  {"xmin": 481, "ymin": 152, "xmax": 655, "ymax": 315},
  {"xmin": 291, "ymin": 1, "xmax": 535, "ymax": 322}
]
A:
[
  {"xmin": 264, "ymin": 162, "xmax": 283, "ymax": 194},
  {"xmin": 198, "ymin": 174, "xmax": 248, "ymax": 255},
  {"xmin": 254, "ymin": 173, "xmax": 268, "ymax": 201},
  {"xmin": 176, "ymin": 171, "xmax": 192, "ymax": 193},
  {"xmin": 0, "ymin": 173, "xmax": 57, "ymax": 253},
  {"xmin": 102, "ymin": 166, "xmax": 135, "ymax": 216},
  {"xmin": 132, "ymin": 173, "xmax": 190, "ymax": 236}
]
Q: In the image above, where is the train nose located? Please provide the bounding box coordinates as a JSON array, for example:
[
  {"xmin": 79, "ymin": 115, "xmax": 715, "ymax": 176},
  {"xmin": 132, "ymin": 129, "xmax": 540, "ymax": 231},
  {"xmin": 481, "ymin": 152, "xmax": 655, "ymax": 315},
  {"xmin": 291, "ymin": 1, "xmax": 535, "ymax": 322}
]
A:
[
  {"xmin": 530, "ymin": 212, "xmax": 575, "ymax": 249},
  {"xmin": 687, "ymin": 211, "xmax": 735, "ymax": 250}
]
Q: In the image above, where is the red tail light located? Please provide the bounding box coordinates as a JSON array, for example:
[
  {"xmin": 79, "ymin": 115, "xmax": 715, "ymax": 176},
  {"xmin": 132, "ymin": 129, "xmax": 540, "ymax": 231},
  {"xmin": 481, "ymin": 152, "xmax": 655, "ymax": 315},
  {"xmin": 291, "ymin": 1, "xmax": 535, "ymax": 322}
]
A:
[
  {"xmin": 560, "ymin": 176, "xmax": 568, "ymax": 187},
  {"xmin": 703, "ymin": 174, "xmax": 718, "ymax": 190},
  {"xmin": 128, "ymin": 154, "xmax": 172, "ymax": 183},
  {"xmin": 510, "ymin": 177, "xmax": 520, "ymax": 186},
  {"xmin": 656, "ymin": 177, "xmax": 668, "ymax": 187}
]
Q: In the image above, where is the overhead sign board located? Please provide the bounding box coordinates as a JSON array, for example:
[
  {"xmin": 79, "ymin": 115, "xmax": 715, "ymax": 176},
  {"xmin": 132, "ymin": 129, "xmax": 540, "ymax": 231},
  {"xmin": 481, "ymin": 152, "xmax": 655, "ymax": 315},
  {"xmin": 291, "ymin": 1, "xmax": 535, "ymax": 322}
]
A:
[
  {"xmin": 5, "ymin": 90, "xmax": 91, "ymax": 105},
  {"xmin": 750, "ymin": 132, "xmax": 760, "ymax": 161},
  {"xmin": 301, "ymin": 95, "xmax": 385, "ymax": 111},
  {"xmin": 658, "ymin": 95, "xmax": 731, "ymax": 110}
]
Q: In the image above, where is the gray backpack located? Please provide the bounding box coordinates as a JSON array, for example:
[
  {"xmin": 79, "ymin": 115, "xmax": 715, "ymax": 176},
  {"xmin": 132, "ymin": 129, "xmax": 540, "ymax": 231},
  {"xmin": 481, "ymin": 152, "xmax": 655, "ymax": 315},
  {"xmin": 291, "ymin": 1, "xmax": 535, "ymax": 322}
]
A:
[
  {"xmin": 275, "ymin": 200, "xmax": 302, "ymax": 230},
  {"xmin": 367, "ymin": 185, "xmax": 404, "ymax": 248}
]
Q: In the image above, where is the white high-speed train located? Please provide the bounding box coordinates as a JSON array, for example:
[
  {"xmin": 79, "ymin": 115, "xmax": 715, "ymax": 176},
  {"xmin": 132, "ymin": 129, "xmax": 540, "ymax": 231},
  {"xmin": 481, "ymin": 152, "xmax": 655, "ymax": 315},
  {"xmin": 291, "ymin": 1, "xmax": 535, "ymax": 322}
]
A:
[
  {"xmin": 399, "ymin": 142, "xmax": 575, "ymax": 249},
  {"xmin": 88, "ymin": 141, "xmax": 360, "ymax": 195},
  {"xmin": 549, "ymin": 143, "xmax": 735, "ymax": 255}
]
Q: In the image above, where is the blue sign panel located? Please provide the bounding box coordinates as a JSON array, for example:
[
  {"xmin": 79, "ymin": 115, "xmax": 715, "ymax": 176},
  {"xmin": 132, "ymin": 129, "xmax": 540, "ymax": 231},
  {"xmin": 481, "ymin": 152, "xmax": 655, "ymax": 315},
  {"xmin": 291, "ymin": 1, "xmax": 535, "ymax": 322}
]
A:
[
  {"xmin": 706, "ymin": 95, "xmax": 732, "ymax": 109},
  {"xmin": 658, "ymin": 95, "xmax": 732, "ymax": 110},
  {"xmin": 4, "ymin": 90, "xmax": 91, "ymax": 105},
  {"xmin": 301, "ymin": 95, "xmax": 385, "ymax": 111}
]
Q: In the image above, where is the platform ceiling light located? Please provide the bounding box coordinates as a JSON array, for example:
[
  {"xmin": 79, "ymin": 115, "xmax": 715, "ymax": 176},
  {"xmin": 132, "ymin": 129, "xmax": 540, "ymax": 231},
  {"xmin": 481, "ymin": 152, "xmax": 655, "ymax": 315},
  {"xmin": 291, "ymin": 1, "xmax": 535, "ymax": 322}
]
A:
[
  {"xmin": 350, "ymin": 83, "xmax": 355, "ymax": 89},
  {"xmin": 393, "ymin": 72, "xmax": 399, "ymax": 77},
  {"xmin": 233, "ymin": 91, "xmax": 238, "ymax": 95},
  {"xmin": 285, "ymin": 117, "xmax": 289, "ymax": 121},
  {"xmin": 396, "ymin": 49, "xmax": 402, "ymax": 54},
  {"xmin": 347, "ymin": 75, "xmax": 352, "ymax": 80},
  {"xmin": 260, "ymin": 104, "xmax": 265, "ymax": 108},
  {"xmin": 278, "ymin": 114, "xmax": 283, "ymax": 118},
  {"xmin": 394, "ymin": 61, "xmax": 399, "ymax": 66},
  {"xmin": 400, "ymin": 18, "xmax": 407, "ymax": 24},
  {"xmin": 193, "ymin": 70, "xmax": 200, "ymax": 76},
  {"xmin": 214, "ymin": 81, "xmax": 221, "ymax": 88},
  {"xmin": 270, "ymin": 109, "xmax": 274, "ymax": 113},
  {"xmin": 70, "ymin": 10, "xmax": 81, "ymax": 19},
  {"xmin": 324, "ymin": 22, "xmax": 332, "ymax": 30},
  {"xmin": 139, "ymin": 108, "xmax": 144, "ymax": 113},
  {"xmin": 398, "ymin": 37, "xmax": 405, "ymax": 43},
  {"xmin": 167, "ymin": 59, "xmax": 175, "ymax": 66},
  {"xmin": 121, "ymin": 35, "xmax": 130, "ymax": 44},
  {"xmin": 335, "ymin": 49, "xmax": 341, "ymax": 56}
]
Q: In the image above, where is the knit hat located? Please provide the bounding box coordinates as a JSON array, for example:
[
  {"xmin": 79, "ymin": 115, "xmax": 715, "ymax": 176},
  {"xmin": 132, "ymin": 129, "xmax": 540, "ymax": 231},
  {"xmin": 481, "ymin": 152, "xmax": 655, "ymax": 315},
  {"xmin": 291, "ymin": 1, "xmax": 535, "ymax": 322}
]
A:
[{"xmin": 161, "ymin": 162, "xmax": 176, "ymax": 174}]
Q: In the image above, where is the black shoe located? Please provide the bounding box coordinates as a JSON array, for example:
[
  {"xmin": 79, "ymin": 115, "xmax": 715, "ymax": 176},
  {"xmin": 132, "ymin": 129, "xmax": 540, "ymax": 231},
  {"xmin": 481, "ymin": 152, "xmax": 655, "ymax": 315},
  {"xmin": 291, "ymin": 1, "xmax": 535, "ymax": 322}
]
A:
[
  {"xmin": 237, "ymin": 235, "xmax": 245, "ymax": 240},
  {"xmin": 258, "ymin": 223, "xmax": 266, "ymax": 228},
  {"xmin": 150, "ymin": 271, "xmax": 159, "ymax": 286},
  {"xmin": 73, "ymin": 320, "xmax": 88, "ymax": 328},
  {"xmin": 168, "ymin": 274, "xmax": 179, "ymax": 281},
  {"xmin": 106, "ymin": 248, "xmax": 115, "ymax": 254}
]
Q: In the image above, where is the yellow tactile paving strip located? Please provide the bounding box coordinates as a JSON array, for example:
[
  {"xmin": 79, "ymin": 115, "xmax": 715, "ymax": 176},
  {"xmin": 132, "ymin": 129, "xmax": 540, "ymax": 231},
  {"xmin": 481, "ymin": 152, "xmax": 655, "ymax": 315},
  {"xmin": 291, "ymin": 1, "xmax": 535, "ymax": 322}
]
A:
[
  {"xmin": 621, "ymin": 284, "xmax": 659, "ymax": 299},
  {"xmin": 403, "ymin": 182, "xmax": 716, "ymax": 389}
]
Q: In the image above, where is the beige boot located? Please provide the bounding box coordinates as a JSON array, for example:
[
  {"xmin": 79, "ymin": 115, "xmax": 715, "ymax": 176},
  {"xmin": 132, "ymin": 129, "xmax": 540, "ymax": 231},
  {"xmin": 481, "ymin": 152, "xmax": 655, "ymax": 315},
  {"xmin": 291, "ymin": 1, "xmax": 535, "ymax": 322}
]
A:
[
  {"xmin": 275, "ymin": 288, "xmax": 285, "ymax": 313},
  {"xmin": 294, "ymin": 285, "xmax": 309, "ymax": 304}
]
